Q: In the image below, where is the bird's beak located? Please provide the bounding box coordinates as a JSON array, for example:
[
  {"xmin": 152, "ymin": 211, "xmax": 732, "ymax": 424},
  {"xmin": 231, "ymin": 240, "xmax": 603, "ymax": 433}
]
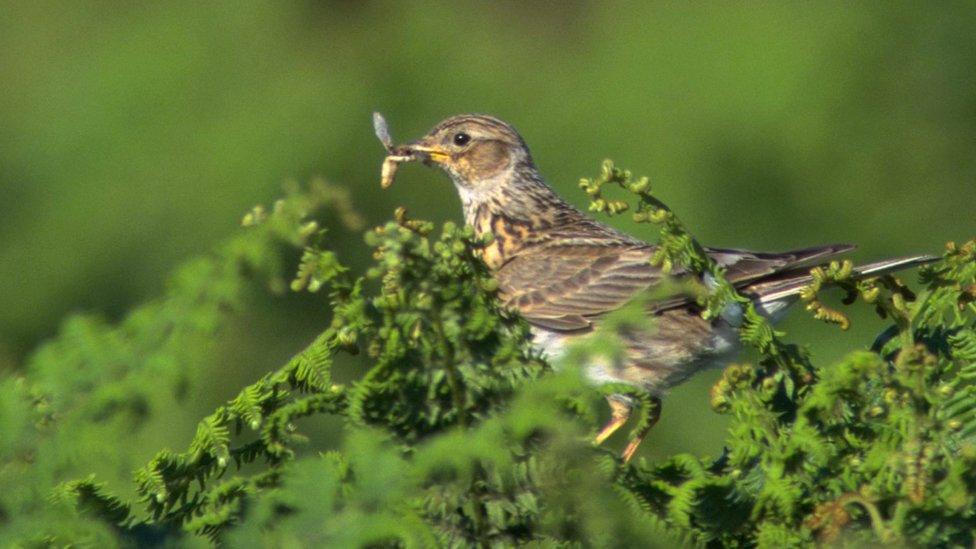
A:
[{"xmin": 404, "ymin": 141, "xmax": 452, "ymax": 165}]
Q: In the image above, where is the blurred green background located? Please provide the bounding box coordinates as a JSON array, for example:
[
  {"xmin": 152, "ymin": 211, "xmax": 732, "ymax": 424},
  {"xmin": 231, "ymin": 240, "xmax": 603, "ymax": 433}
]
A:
[{"xmin": 1, "ymin": 1, "xmax": 973, "ymax": 461}]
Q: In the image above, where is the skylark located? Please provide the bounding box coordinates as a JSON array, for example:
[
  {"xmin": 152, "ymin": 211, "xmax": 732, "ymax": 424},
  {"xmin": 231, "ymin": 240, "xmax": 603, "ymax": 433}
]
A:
[{"xmin": 375, "ymin": 113, "xmax": 934, "ymax": 462}]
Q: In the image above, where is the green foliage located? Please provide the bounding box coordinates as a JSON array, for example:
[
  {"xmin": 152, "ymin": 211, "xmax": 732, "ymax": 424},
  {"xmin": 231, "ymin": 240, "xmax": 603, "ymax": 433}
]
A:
[
  {"xmin": 582, "ymin": 163, "xmax": 976, "ymax": 547},
  {"xmin": 1, "ymin": 167, "xmax": 974, "ymax": 547},
  {"xmin": 0, "ymin": 181, "xmax": 360, "ymax": 545}
]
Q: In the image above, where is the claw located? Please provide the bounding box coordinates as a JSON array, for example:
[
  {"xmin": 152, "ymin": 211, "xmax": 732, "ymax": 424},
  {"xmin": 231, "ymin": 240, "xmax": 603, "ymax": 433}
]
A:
[
  {"xmin": 620, "ymin": 398, "xmax": 660, "ymax": 464},
  {"xmin": 594, "ymin": 397, "xmax": 631, "ymax": 445},
  {"xmin": 593, "ymin": 395, "xmax": 661, "ymax": 464}
]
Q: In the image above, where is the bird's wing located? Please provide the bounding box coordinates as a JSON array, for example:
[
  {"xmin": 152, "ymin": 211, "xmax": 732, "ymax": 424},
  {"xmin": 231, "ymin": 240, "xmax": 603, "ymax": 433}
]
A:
[
  {"xmin": 495, "ymin": 244, "xmax": 664, "ymax": 331},
  {"xmin": 496, "ymin": 243, "xmax": 859, "ymax": 332}
]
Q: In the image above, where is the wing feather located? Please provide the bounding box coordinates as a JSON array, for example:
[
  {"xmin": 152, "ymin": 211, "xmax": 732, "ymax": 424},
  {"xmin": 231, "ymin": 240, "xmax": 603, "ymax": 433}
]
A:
[
  {"xmin": 496, "ymin": 242, "xmax": 861, "ymax": 332},
  {"xmin": 497, "ymin": 245, "xmax": 662, "ymax": 330}
]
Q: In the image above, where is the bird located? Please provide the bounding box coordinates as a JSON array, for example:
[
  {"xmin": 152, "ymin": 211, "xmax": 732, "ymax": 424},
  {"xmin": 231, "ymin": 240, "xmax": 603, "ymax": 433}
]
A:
[{"xmin": 380, "ymin": 113, "xmax": 935, "ymax": 462}]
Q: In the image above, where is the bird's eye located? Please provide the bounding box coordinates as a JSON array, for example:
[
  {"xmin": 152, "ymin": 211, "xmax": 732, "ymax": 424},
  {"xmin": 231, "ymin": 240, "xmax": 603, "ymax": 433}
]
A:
[{"xmin": 453, "ymin": 132, "xmax": 471, "ymax": 146}]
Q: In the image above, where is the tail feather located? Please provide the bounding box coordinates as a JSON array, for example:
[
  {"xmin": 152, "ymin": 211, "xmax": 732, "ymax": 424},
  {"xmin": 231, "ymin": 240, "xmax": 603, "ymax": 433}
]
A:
[
  {"xmin": 709, "ymin": 243, "xmax": 856, "ymax": 285},
  {"xmin": 748, "ymin": 254, "xmax": 938, "ymax": 304}
]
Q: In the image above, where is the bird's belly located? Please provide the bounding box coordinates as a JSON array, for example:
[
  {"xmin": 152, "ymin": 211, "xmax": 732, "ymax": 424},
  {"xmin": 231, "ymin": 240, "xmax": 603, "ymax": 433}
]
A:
[
  {"xmin": 528, "ymin": 323, "xmax": 722, "ymax": 396},
  {"xmin": 528, "ymin": 327, "xmax": 620, "ymax": 383},
  {"xmin": 528, "ymin": 298, "xmax": 794, "ymax": 395}
]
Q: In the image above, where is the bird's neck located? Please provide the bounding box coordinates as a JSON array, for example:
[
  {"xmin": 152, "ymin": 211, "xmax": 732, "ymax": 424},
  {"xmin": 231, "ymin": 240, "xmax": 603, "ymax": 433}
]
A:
[{"xmin": 453, "ymin": 166, "xmax": 583, "ymax": 269}]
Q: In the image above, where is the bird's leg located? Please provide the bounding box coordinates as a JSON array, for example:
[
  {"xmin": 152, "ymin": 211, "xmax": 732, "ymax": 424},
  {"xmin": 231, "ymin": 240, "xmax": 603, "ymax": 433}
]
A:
[
  {"xmin": 621, "ymin": 396, "xmax": 661, "ymax": 463},
  {"xmin": 594, "ymin": 396, "xmax": 632, "ymax": 445}
]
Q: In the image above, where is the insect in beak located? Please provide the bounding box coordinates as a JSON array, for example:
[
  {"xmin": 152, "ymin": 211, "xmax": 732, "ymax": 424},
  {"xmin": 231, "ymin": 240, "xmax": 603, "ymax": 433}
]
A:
[
  {"xmin": 373, "ymin": 112, "xmax": 452, "ymax": 188},
  {"xmin": 373, "ymin": 112, "xmax": 415, "ymax": 189}
]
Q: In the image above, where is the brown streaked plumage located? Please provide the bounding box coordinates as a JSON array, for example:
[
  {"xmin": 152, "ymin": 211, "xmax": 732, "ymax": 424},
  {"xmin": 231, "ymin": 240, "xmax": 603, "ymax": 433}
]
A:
[{"xmin": 383, "ymin": 113, "xmax": 936, "ymax": 463}]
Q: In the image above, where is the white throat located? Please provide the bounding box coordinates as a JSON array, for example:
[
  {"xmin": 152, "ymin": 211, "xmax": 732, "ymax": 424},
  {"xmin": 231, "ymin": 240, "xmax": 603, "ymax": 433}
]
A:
[{"xmin": 451, "ymin": 173, "xmax": 510, "ymax": 226}]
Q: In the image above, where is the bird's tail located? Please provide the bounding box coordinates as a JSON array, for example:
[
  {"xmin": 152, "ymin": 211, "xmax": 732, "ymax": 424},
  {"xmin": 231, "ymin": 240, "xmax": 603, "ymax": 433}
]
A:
[{"xmin": 749, "ymin": 254, "xmax": 938, "ymax": 304}]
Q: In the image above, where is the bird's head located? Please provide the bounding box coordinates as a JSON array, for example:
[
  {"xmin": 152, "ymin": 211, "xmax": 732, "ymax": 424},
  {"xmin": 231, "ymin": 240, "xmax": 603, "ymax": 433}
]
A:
[{"xmin": 403, "ymin": 114, "xmax": 535, "ymax": 192}]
